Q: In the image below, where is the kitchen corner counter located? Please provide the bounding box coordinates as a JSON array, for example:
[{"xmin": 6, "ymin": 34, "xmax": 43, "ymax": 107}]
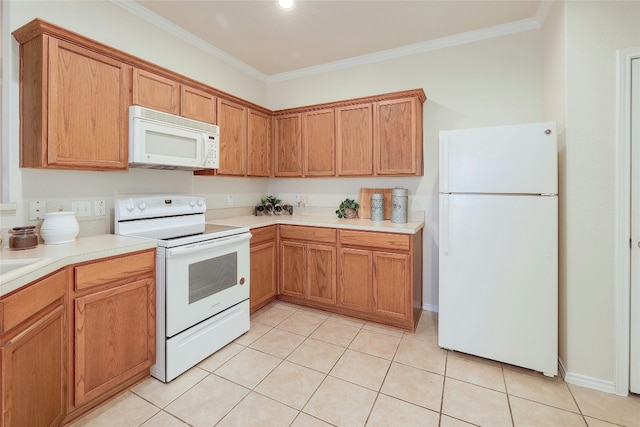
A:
[
  {"xmin": 208, "ymin": 214, "xmax": 425, "ymax": 234},
  {"xmin": 0, "ymin": 235, "xmax": 157, "ymax": 297}
]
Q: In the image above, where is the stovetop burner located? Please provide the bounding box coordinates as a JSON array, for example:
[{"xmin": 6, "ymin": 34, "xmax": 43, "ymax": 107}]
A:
[{"xmin": 114, "ymin": 195, "xmax": 250, "ymax": 247}]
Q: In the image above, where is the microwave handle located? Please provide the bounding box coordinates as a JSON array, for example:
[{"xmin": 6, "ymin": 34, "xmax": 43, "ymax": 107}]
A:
[
  {"xmin": 202, "ymin": 133, "xmax": 210, "ymax": 167},
  {"xmin": 166, "ymin": 232, "xmax": 251, "ymax": 258}
]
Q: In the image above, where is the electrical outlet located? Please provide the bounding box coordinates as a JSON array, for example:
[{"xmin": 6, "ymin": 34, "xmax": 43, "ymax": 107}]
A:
[
  {"xmin": 227, "ymin": 195, "xmax": 234, "ymax": 205},
  {"xmin": 29, "ymin": 200, "xmax": 46, "ymax": 220},
  {"xmin": 71, "ymin": 201, "xmax": 91, "ymax": 217},
  {"xmin": 94, "ymin": 200, "xmax": 106, "ymax": 216}
]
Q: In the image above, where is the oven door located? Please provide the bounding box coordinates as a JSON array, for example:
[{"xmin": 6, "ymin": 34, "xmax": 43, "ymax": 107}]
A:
[{"xmin": 164, "ymin": 232, "xmax": 251, "ymax": 337}]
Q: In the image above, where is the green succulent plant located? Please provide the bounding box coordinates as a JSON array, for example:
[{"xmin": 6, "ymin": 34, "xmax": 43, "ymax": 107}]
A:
[
  {"xmin": 261, "ymin": 195, "xmax": 281, "ymax": 205},
  {"xmin": 336, "ymin": 198, "xmax": 359, "ymax": 218}
]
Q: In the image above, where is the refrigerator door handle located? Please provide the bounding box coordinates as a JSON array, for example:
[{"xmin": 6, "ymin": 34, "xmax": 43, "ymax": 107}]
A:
[{"xmin": 441, "ymin": 195, "xmax": 450, "ymax": 254}]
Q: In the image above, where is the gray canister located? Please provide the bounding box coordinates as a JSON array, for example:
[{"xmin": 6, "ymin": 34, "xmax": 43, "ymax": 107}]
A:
[
  {"xmin": 370, "ymin": 193, "xmax": 385, "ymax": 222},
  {"xmin": 391, "ymin": 187, "xmax": 409, "ymax": 224}
]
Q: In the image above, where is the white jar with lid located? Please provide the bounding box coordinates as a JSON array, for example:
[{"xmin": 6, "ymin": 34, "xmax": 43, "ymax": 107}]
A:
[
  {"xmin": 391, "ymin": 187, "xmax": 408, "ymax": 224},
  {"xmin": 370, "ymin": 193, "xmax": 385, "ymax": 222}
]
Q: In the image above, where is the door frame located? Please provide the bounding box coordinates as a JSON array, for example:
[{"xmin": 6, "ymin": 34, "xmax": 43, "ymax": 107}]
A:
[{"xmin": 614, "ymin": 47, "xmax": 640, "ymax": 396}]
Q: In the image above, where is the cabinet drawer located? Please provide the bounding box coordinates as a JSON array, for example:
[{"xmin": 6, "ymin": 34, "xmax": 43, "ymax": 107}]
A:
[
  {"xmin": 75, "ymin": 250, "xmax": 155, "ymax": 291},
  {"xmin": 251, "ymin": 225, "xmax": 276, "ymax": 246},
  {"xmin": 339, "ymin": 230, "xmax": 410, "ymax": 251},
  {"xmin": 1, "ymin": 268, "xmax": 67, "ymax": 334},
  {"xmin": 279, "ymin": 225, "xmax": 336, "ymax": 244}
]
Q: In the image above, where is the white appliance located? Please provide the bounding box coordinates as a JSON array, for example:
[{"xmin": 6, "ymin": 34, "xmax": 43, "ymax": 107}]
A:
[
  {"xmin": 438, "ymin": 122, "xmax": 558, "ymax": 376},
  {"xmin": 114, "ymin": 195, "xmax": 250, "ymax": 382},
  {"xmin": 128, "ymin": 105, "xmax": 219, "ymax": 171}
]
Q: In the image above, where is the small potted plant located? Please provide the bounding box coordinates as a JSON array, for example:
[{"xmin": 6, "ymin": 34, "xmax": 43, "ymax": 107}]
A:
[{"xmin": 336, "ymin": 198, "xmax": 359, "ymax": 219}]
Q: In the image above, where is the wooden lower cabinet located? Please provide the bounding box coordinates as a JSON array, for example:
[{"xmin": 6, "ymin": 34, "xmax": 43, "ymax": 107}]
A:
[
  {"xmin": 337, "ymin": 248, "xmax": 372, "ymax": 313},
  {"xmin": 1, "ymin": 269, "xmax": 68, "ymax": 427},
  {"xmin": 74, "ymin": 278, "xmax": 155, "ymax": 406},
  {"xmin": 279, "ymin": 226, "xmax": 337, "ymax": 305},
  {"xmin": 250, "ymin": 226, "xmax": 278, "ymax": 313}
]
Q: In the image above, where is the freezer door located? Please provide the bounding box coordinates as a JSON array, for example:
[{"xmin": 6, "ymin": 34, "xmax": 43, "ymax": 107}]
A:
[
  {"xmin": 438, "ymin": 193, "xmax": 558, "ymax": 375},
  {"xmin": 439, "ymin": 122, "xmax": 558, "ymax": 195}
]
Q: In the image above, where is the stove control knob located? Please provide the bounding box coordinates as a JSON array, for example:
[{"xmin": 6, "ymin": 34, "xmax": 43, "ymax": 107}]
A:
[
  {"xmin": 189, "ymin": 200, "xmax": 196, "ymax": 208},
  {"xmin": 126, "ymin": 202, "xmax": 135, "ymax": 212},
  {"xmin": 197, "ymin": 199, "xmax": 204, "ymax": 207},
  {"xmin": 138, "ymin": 202, "xmax": 146, "ymax": 211}
]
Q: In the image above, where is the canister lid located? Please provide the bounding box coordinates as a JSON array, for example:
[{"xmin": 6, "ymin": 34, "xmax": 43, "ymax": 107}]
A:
[
  {"xmin": 392, "ymin": 187, "xmax": 408, "ymax": 196},
  {"xmin": 371, "ymin": 193, "xmax": 385, "ymax": 200}
]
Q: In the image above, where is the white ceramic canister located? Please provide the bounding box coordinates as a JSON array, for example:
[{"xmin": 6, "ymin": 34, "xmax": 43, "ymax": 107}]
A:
[
  {"xmin": 391, "ymin": 187, "xmax": 409, "ymax": 224},
  {"xmin": 40, "ymin": 211, "xmax": 80, "ymax": 244},
  {"xmin": 370, "ymin": 193, "xmax": 385, "ymax": 222}
]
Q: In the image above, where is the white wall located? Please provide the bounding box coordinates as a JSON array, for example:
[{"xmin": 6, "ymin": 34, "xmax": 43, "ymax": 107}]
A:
[
  {"xmin": 551, "ymin": 0, "xmax": 640, "ymax": 386},
  {"xmin": 267, "ymin": 31, "xmax": 544, "ymax": 311}
]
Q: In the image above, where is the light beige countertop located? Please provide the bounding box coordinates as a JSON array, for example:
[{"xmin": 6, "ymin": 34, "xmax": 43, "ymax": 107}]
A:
[
  {"xmin": 209, "ymin": 214, "xmax": 424, "ymax": 234},
  {"xmin": 0, "ymin": 235, "xmax": 157, "ymax": 297}
]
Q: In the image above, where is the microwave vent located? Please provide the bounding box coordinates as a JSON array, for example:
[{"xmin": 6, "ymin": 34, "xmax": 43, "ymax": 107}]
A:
[{"xmin": 130, "ymin": 105, "xmax": 218, "ymax": 133}]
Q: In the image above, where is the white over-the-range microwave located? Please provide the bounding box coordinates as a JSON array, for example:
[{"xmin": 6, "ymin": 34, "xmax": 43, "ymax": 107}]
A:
[{"xmin": 128, "ymin": 105, "xmax": 220, "ymax": 171}]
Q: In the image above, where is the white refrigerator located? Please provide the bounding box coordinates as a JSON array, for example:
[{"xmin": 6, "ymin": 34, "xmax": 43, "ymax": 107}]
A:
[{"xmin": 438, "ymin": 122, "xmax": 558, "ymax": 376}]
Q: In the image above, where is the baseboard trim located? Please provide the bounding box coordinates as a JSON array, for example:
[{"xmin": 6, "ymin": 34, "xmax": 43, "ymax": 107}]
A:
[
  {"xmin": 423, "ymin": 303, "xmax": 438, "ymax": 313},
  {"xmin": 558, "ymin": 358, "xmax": 618, "ymax": 394}
]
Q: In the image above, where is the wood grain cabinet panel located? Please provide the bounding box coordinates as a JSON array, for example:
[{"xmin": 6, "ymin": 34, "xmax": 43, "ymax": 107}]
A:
[
  {"xmin": 250, "ymin": 226, "xmax": 277, "ymax": 313},
  {"xmin": 274, "ymin": 114, "xmax": 303, "ymax": 176},
  {"xmin": 217, "ymin": 98, "xmax": 248, "ymax": 176},
  {"xmin": 336, "ymin": 103, "xmax": 374, "ymax": 176},
  {"xmin": 307, "ymin": 244, "xmax": 337, "ymax": 305},
  {"xmin": 303, "ymin": 109, "xmax": 335, "ymax": 176},
  {"xmin": 16, "ymin": 33, "xmax": 130, "ymax": 170},
  {"xmin": 280, "ymin": 241, "xmax": 305, "ymax": 298},
  {"xmin": 373, "ymin": 252, "xmax": 411, "ymax": 321},
  {"xmin": 74, "ymin": 277, "xmax": 154, "ymax": 406},
  {"xmin": 337, "ymin": 248, "xmax": 373, "ymax": 313},
  {"xmin": 375, "ymin": 97, "xmax": 422, "ymax": 175},
  {"xmin": 248, "ymin": 109, "xmax": 272, "ymax": 177},
  {"xmin": 132, "ymin": 69, "xmax": 180, "ymax": 114},
  {"xmin": 1, "ymin": 269, "xmax": 68, "ymax": 427},
  {"xmin": 181, "ymin": 85, "xmax": 216, "ymax": 123}
]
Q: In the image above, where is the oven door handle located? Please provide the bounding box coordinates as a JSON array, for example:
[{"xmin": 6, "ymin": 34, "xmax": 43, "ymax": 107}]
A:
[{"xmin": 166, "ymin": 232, "xmax": 252, "ymax": 258}]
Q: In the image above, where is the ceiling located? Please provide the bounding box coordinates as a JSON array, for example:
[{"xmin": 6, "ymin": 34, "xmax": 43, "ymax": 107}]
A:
[{"xmin": 134, "ymin": 0, "xmax": 543, "ymax": 77}]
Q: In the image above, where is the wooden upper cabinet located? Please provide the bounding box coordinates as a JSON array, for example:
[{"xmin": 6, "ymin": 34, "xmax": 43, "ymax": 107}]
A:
[
  {"xmin": 336, "ymin": 103, "xmax": 374, "ymax": 176},
  {"xmin": 375, "ymin": 97, "xmax": 422, "ymax": 175},
  {"xmin": 17, "ymin": 34, "xmax": 130, "ymax": 170},
  {"xmin": 132, "ymin": 69, "xmax": 180, "ymax": 115},
  {"xmin": 248, "ymin": 109, "xmax": 272, "ymax": 177},
  {"xmin": 217, "ymin": 98, "xmax": 248, "ymax": 176},
  {"xmin": 181, "ymin": 85, "xmax": 216, "ymax": 123},
  {"xmin": 274, "ymin": 113, "xmax": 303, "ymax": 177},
  {"xmin": 303, "ymin": 109, "xmax": 335, "ymax": 176}
]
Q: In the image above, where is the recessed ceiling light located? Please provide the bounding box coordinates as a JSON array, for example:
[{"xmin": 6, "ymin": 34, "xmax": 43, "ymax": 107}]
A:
[{"xmin": 277, "ymin": 0, "xmax": 295, "ymax": 10}]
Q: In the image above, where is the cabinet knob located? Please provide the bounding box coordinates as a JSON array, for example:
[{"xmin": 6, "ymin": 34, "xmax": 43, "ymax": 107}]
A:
[{"xmin": 239, "ymin": 277, "xmax": 246, "ymax": 285}]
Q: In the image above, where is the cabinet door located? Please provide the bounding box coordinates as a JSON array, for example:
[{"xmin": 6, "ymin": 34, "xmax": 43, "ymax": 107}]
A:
[
  {"xmin": 248, "ymin": 109, "xmax": 272, "ymax": 177},
  {"xmin": 338, "ymin": 248, "xmax": 373, "ymax": 313},
  {"xmin": 373, "ymin": 252, "xmax": 411, "ymax": 321},
  {"xmin": 250, "ymin": 240, "xmax": 277, "ymax": 312},
  {"xmin": 336, "ymin": 103, "xmax": 373, "ymax": 176},
  {"xmin": 74, "ymin": 278, "xmax": 154, "ymax": 406},
  {"xmin": 132, "ymin": 68, "xmax": 180, "ymax": 114},
  {"xmin": 217, "ymin": 98, "xmax": 248, "ymax": 176},
  {"xmin": 375, "ymin": 97, "xmax": 420, "ymax": 175},
  {"xmin": 181, "ymin": 85, "xmax": 216, "ymax": 123},
  {"xmin": 47, "ymin": 39, "xmax": 129, "ymax": 170},
  {"xmin": 307, "ymin": 244, "xmax": 336, "ymax": 305},
  {"xmin": 1, "ymin": 304, "xmax": 66, "ymax": 427},
  {"xmin": 274, "ymin": 114, "xmax": 302, "ymax": 177},
  {"xmin": 303, "ymin": 109, "xmax": 335, "ymax": 176},
  {"xmin": 280, "ymin": 241, "xmax": 305, "ymax": 298}
]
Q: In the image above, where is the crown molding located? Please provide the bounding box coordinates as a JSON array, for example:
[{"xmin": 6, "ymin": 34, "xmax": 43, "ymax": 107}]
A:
[
  {"xmin": 112, "ymin": 0, "xmax": 542, "ymax": 85},
  {"xmin": 110, "ymin": 0, "xmax": 268, "ymax": 82},
  {"xmin": 267, "ymin": 17, "xmax": 540, "ymax": 83}
]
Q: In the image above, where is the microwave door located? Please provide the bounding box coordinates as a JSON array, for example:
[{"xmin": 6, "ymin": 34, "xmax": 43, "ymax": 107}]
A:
[{"xmin": 130, "ymin": 119, "xmax": 205, "ymax": 169}]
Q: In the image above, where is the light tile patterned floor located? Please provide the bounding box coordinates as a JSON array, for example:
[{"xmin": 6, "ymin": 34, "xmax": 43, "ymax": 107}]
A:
[{"xmin": 72, "ymin": 301, "xmax": 640, "ymax": 427}]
